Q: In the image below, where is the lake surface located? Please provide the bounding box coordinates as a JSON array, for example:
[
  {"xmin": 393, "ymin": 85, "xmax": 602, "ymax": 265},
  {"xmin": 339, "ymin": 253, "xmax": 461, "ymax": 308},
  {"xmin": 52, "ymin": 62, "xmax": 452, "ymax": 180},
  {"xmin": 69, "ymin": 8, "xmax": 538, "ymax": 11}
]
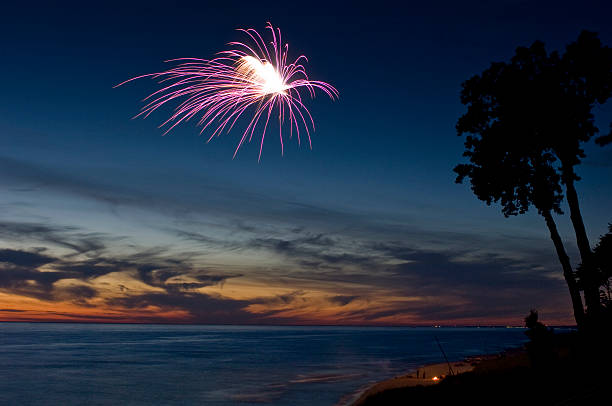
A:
[{"xmin": 0, "ymin": 323, "xmax": 529, "ymax": 405}]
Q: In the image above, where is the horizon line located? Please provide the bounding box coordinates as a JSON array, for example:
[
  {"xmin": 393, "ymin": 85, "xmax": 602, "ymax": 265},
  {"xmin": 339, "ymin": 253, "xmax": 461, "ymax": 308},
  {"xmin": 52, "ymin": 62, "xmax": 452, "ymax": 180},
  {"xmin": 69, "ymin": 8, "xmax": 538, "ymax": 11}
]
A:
[{"xmin": 0, "ymin": 320, "xmax": 578, "ymax": 329}]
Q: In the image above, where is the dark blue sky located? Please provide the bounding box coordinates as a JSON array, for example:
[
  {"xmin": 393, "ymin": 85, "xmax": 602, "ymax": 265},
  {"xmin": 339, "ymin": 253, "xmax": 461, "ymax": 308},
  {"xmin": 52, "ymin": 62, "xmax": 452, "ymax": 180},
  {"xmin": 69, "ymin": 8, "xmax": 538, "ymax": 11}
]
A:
[{"xmin": 0, "ymin": 0, "xmax": 610, "ymax": 325}]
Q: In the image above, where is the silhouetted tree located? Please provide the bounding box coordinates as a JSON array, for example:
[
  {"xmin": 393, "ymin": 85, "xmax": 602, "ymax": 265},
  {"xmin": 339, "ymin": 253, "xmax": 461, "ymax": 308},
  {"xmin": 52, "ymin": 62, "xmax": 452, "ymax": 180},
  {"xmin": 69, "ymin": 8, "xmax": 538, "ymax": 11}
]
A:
[
  {"xmin": 455, "ymin": 31, "xmax": 612, "ymax": 324},
  {"xmin": 454, "ymin": 121, "xmax": 585, "ymax": 325},
  {"xmin": 454, "ymin": 45, "xmax": 585, "ymax": 326},
  {"xmin": 552, "ymin": 32, "xmax": 612, "ymax": 317}
]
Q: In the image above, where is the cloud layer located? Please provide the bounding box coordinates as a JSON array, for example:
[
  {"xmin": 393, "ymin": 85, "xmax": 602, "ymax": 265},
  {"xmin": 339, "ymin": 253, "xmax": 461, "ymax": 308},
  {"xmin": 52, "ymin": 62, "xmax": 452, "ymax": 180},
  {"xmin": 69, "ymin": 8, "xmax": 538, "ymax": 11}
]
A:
[{"xmin": 0, "ymin": 156, "xmax": 578, "ymax": 325}]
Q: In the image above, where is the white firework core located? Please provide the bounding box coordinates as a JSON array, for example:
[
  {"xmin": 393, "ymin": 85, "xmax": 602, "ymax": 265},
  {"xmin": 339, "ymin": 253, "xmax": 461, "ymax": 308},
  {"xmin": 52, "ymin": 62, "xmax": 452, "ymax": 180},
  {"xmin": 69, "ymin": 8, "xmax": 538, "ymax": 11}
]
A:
[{"xmin": 237, "ymin": 56, "xmax": 288, "ymax": 95}]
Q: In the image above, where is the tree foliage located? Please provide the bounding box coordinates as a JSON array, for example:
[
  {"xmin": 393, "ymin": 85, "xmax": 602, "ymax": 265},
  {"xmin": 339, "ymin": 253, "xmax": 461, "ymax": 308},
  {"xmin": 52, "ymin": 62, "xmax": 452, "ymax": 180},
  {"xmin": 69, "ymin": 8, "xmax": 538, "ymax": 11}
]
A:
[
  {"xmin": 455, "ymin": 31, "xmax": 612, "ymax": 214},
  {"xmin": 584, "ymin": 224, "xmax": 612, "ymax": 307}
]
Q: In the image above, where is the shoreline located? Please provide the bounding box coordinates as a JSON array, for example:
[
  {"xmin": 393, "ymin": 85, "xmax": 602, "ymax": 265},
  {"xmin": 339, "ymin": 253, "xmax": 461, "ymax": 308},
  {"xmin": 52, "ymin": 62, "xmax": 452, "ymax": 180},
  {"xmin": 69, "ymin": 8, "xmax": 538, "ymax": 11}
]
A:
[{"xmin": 348, "ymin": 347, "xmax": 526, "ymax": 406}]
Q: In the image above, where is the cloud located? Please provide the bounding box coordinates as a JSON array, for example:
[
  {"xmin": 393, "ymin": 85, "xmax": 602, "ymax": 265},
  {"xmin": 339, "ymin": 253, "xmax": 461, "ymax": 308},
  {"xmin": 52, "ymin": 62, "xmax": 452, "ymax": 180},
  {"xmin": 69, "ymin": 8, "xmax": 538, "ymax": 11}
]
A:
[
  {"xmin": 250, "ymin": 234, "xmax": 377, "ymax": 271},
  {"xmin": 328, "ymin": 295, "xmax": 359, "ymax": 306},
  {"xmin": 0, "ymin": 221, "xmax": 107, "ymax": 255},
  {"xmin": 0, "ymin": 249, "xmax": 76, "ymax": 300},
  {"xmin": 0, "ymin": 248, "xmax": 55, "ymax": 267},
  {"xmin": 170, "ymin": 229, "xmax": 240, "ymax": 251},
  {"xmin": 134, "ymin": 260, "xmax": 234, "ymax": 292},
  {"xmin": 105, "ymin": 291, "xmax": 259, "ymax": 324},
  {"xmin": 390, "ymin": 248, "xmax": 558, "ymax": 290},
  {"xmin": 0, "ymin": 156, "xmax": 361, "ymax": 230},
  {"xmin": 54, "ymin": 285, "xmax": 99, "ymax": 306},
  {"xmin": 0, "ymin": 156, "xmax": 141, "ymax": 209},
  {"xmin": 0, "ymin": 266, "xmax": 74, "ymax": 301},
  {"xmin": 0, "ymin": 229, "xmax": 574, "ymax": 323},
  {"xmin": 0, "ymin": 155, "xmax": 577, "ymax": 324},
  {"xmin": 0, "ymin": 243, "xmax": 236, "ymax": 310},
  {"xmin": 252, "ymin": 290, "xmax": 306, "ymax": 306},
  {"xmin": 362, "ymin": 244, "xmax": 569, "ymax": 322}
]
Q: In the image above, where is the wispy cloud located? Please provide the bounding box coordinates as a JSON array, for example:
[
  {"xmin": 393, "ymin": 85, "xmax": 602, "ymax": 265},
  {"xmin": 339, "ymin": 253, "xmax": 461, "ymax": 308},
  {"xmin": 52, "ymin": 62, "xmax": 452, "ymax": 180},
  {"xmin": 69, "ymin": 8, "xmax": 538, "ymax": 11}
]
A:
[{"xmin": 0, "ymin": 156, "xmax": 577, "ymax": 325}]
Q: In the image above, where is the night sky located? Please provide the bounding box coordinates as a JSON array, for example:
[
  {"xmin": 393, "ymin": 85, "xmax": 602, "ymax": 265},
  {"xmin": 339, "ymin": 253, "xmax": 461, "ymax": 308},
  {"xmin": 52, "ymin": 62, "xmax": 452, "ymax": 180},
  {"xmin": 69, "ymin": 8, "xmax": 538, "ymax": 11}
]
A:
[{"xmin": 1, "ymin": 0, "xmax": 611, "ymax": 325}]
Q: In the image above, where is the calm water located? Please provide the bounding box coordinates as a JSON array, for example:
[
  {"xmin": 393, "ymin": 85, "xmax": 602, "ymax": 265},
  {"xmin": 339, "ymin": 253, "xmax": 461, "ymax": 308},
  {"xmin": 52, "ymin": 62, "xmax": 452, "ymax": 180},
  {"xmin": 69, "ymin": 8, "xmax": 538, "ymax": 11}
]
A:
[{"xmin": 0, "ymin": 323, "xmax": 529, "ymax": 405}]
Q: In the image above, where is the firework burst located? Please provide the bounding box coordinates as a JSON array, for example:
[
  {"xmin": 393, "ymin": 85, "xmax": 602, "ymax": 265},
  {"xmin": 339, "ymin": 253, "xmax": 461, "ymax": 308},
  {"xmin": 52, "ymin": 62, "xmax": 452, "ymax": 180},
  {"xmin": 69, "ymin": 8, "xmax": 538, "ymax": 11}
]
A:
[{"xmin": 117, "ymin": 23, "xmax": 338, "ymax": 160}]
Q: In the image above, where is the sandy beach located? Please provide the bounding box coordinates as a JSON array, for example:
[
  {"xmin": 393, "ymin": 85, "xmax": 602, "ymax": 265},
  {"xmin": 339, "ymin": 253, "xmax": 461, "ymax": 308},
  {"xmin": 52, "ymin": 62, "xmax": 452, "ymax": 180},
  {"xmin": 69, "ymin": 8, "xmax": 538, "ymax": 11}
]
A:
[
  {"xmin": 350, "ymin": 350, "xmax": 524, "ymax": 406},
  {"xmin": 347, "ymin": 333, "xmax": 612, "ymax": 406}
]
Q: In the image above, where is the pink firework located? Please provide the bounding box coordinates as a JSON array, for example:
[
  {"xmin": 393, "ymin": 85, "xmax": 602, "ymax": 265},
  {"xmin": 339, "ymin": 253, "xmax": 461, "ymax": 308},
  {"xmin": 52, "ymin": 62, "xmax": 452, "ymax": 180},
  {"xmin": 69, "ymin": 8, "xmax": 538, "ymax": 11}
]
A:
[{"xmin": 117, "ymin": 23, "xmax": 338, "ymax": 160}]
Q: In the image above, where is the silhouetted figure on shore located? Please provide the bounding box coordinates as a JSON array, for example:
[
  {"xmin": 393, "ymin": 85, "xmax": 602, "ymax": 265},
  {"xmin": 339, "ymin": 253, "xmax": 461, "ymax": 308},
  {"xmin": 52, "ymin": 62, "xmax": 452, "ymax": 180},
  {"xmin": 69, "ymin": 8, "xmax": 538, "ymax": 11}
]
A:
[{"xmin": 524, "ymin": 310, "xmax": 555, "ymax": 368}]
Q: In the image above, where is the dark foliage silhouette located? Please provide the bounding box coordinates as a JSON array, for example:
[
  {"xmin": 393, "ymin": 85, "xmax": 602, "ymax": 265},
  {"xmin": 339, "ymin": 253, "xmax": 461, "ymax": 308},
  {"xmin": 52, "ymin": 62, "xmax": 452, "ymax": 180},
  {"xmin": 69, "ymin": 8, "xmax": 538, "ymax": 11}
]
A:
[
  {"xmin": 593, "ymin": 225, "xmax": 612, "ymax": 305},
  {"xmin": 580, "ymin": 224, "xmax": 612, "ymax": 328}
]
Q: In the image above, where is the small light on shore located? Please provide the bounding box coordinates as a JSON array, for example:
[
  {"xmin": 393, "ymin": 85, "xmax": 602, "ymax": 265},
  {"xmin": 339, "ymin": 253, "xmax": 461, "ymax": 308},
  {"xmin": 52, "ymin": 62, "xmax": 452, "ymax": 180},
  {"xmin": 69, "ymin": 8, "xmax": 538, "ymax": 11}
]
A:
[{"xmin": 432, "ymin": 376, "xmax": 440, "ymax": 381}]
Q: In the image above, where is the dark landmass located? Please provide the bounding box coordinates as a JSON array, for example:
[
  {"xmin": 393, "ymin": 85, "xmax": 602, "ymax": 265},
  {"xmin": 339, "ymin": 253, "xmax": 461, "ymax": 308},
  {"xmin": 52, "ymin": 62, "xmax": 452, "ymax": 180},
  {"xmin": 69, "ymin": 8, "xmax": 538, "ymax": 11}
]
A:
[{"xmin": 354, "ymin": 331, "xmax": 610, "ymax": 406}]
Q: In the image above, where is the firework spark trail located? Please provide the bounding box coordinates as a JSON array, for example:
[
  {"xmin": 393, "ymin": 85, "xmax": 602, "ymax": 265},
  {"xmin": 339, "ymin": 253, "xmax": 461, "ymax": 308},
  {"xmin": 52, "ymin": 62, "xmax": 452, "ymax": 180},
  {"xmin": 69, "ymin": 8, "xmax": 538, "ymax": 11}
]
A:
[{"xmin": 117, "ymin": 23, "xmax": 338, "ymax": 160}]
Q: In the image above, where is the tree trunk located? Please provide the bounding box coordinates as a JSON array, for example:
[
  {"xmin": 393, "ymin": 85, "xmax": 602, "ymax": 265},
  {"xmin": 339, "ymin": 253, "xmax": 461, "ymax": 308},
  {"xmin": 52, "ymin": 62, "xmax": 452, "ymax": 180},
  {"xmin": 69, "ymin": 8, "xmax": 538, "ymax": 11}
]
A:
[
  {"xmin": 561, "ymin": 164, "xmax": 601, "ymax": 315},
  {"xmin": 541, "ymin": 210, "xmax": 585, "ymax": 327}
]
